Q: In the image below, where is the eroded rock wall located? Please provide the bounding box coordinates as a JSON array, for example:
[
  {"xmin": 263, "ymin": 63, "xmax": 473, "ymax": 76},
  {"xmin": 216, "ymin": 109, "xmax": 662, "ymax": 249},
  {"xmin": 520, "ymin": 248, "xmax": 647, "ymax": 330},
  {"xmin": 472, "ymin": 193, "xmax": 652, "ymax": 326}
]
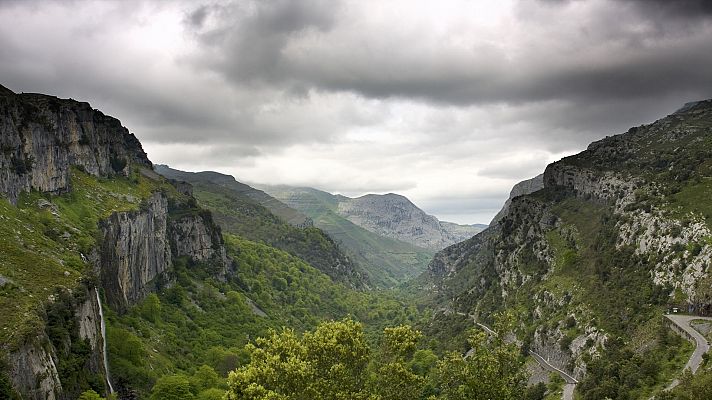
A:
[{"xmin": 0, "ymin": 85, "xmax": 151, "ymax": 204}]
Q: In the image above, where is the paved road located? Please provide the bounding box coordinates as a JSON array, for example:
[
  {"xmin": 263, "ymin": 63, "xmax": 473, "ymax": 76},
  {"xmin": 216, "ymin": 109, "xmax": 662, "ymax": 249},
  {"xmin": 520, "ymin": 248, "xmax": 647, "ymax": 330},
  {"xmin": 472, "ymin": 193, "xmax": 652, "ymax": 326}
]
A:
[
  {"xmin": 456, "ymin": 312, "xmax": 577, "ymax": 400},
  {"xmin": 664, "ymin": 314, "xmax": 712, "ymax": 390},
  {"xmin": 562, "ymin": 383, "xmax": 575, "ymax": 400},
  {"xmin": 530, "ymin": 351, "xmax": 577, "ymax": 400}
]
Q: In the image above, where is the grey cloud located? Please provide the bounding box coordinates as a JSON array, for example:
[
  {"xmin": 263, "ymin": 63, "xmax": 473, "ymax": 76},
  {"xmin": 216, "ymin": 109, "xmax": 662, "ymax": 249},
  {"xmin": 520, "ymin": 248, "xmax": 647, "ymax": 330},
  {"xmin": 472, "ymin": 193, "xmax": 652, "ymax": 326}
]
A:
[
  {"xmin": 188, "ymin": 0, "xmax": 340, "ymax": 85},
  {"xmin": 187, "ymin": 0, "xmax": 712, "ymax": 109}
]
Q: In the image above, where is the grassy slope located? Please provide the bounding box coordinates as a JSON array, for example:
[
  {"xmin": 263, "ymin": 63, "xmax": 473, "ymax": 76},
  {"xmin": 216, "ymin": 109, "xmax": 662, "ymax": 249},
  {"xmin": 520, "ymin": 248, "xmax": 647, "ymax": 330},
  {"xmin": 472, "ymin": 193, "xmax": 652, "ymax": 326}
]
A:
[
  {"xmin": 185, "ymin": 181, "xmax": 369, "ymax": 289},
  {"xmin": 0, "ymin": 168, "xmax": 174, "ymax": 350},
  {"xmin": 261, "ymin": 186, "xmax": 435, "ymax": 287}
]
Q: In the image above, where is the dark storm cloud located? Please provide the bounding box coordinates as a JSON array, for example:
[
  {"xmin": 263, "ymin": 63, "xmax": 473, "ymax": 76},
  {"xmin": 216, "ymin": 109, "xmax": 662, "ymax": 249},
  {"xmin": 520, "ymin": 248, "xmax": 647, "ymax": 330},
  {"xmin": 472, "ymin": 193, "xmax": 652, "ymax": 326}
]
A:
[
  {"xmin": 188, "ymin": 0, "xmax": 712, "ymax": 110},
  {"xmin": 623, "ymin": 0, "xmax": 712, "ymax": 20},
  {"xmin": 188, "ymin": 0, "xmax": 340, "ymax": 85}
]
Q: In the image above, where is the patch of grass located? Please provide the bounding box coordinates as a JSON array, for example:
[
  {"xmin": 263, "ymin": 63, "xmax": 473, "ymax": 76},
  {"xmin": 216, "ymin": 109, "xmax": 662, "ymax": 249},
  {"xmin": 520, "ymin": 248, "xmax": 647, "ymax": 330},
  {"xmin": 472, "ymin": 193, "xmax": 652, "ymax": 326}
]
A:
[{"xmin": 667, "ymin": 177, "xmax": 712, "ymax": 228}]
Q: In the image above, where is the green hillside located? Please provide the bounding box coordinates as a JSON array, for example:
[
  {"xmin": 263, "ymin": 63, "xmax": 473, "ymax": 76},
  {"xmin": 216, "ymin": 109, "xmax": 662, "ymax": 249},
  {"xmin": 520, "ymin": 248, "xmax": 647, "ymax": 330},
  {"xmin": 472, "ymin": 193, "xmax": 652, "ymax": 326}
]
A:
[
  {"xmin": 106, "ymin": 234, "xmax": 424, "ymax": 397},
  {"xmin": 258, "ymin": 186, "xmax": 435, "ymax": 287},
  {"xmin": 154, "ymin": 166, "xmax": 369, "ymax": 289}
]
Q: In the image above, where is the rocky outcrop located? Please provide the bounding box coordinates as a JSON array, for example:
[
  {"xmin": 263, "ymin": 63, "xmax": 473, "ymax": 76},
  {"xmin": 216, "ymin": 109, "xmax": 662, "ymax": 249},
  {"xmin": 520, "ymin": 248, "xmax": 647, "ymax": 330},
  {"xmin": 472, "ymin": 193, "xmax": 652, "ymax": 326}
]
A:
[
  {"xmin": 490, "ymin": 174, "xmax": 544, "ymax": 225},
  {"xmin": 426, "ymin": 100, "xmax": 712, "ymax": 391},
  {"xmin": 8, "ymin": 285, "xmax": 108, "ymax": 400},
  {"xmin": 0, "ymin": 84, "xmax": 151, "ymax": 204},
  {"xmin": 9, "ymin": 334, "xmax": 63, "ymax": 400},
  {"xmin": 98, "ymin": 192, "xmax": 230, "ymax": 311},
  {"xmin": 98, "ymin": 193, "xmax": 172, "ymax": 311},
  {"xmin": 169, "ymin": 210, "xmax": 231, "ymax": 281}
]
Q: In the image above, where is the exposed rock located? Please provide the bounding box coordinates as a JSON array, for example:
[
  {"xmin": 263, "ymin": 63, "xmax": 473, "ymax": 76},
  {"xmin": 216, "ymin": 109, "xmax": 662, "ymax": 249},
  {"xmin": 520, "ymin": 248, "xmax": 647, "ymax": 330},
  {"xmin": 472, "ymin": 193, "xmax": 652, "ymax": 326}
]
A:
[
  {"xmin": 169, "ymin": 210, "xmax": 230, "ymax": 278},
  {"xmin": 98, "ymin": 193, "xmax": 171, "ymax": 311},
  {"xmin": 0, "ymin": 85, "xmax": 151, "ymax": 204},
  {"xmin": 74, "ymin": 287, "xmax": 105, "ymax": 376},
  {"xmin": 490, "ymin": 174, "xmax": 544, "ymax": 225},
  {"xmin": 8, "ymin": 334, "xmax": 62, "ymax": 400},
  {"xmin": 338, "ymin": 193, "xmax": 484, "ymax": 250}
]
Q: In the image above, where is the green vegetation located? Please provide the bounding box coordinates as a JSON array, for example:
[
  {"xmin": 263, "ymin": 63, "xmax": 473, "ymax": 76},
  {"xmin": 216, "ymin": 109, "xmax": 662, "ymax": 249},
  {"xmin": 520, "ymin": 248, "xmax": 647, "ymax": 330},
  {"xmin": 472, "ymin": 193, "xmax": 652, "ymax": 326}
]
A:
[
  {"xmin": 667, "ymin": 177, "xmax": 712, "ymax": 227},
  {"xmin": 107, "ymin": 234, "xmax": 425, "ymax": 396},
  {"xmin": 226, "ymin": 318, "xmax": 525, "ymax": 400},
  {"xmin": 189, "ymin": 182, "xmax": 367, "ymax": 288},
  {"xmin": 578, "ymin": 327, "xmax": 693, "ymax": 399},
  {"xmin": 262, "ymin": 186, "xmax": 435, "ymax": 287}
]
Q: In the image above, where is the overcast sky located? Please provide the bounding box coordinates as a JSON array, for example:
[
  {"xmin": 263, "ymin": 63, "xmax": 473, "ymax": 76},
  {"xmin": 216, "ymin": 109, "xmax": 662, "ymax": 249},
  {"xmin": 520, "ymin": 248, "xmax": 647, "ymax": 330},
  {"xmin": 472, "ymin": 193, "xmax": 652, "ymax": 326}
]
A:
[{"xmin": 2, "ymin": 0, "xmax": 712, "ymax": 223}]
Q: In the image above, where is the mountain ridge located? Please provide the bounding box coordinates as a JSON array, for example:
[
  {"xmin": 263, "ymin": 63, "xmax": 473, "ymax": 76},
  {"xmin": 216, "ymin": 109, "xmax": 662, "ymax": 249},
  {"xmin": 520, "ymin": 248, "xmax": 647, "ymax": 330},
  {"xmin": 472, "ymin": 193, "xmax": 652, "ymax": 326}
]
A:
[{"xmin": 424, "ymin": 98, "xmax": 712, "ymax": 397}]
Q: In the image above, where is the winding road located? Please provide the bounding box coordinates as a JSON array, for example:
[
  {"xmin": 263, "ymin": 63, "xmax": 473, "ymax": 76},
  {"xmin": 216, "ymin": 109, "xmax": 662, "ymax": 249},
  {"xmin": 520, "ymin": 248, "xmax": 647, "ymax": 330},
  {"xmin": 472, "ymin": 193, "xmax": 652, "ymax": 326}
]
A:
[
  {"xmin": 530, "ymin": 351, "xmax": 577, "ymax": 400},
  {"xmin": 664, "ymin": 314, "xmax": 712, "ymax": 390},
  {"xmin": 456, "ymin": 312, "xmax": 577, "ymax": 400}
]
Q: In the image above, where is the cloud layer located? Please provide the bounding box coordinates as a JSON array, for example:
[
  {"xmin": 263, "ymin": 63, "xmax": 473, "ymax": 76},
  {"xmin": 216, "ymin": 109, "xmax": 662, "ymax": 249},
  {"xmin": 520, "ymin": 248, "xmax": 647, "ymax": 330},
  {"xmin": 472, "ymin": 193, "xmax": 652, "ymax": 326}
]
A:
[{"xmin": 1, "ymin": 0, "xmax": 711, "ymax": 223}]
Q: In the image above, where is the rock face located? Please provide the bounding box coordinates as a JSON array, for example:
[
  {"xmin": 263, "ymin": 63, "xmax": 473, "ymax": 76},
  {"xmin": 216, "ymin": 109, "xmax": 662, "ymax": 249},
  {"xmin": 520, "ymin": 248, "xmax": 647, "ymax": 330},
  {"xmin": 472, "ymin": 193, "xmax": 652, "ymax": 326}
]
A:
[
  {"xmin": 0, "ymin": 85, "xmax": 151, "ymax": 204},
  {"xmin": 169, "ymin": 210, "xmax": 230, "ymax": 278},
  {"xmin": 9, "ymin": 335, "xmax": 63, "ymax": 400},
  {"xmin": 8, "ymin": 286, "xmax": 108, "ymax": 400},
  {"xmin": 425, "ymin": 99, "xmax": 712, "ymax": 386},
  {"xmin": 338, "ymin": 193, "xmax": 484, "ymax": 250},
  {"xmin": 490, "ymin": 174, "xmax": 544, "ymax": 225},
  {"xmin": 99, "ymin": 193, "xmax": 230, "ymax": 311},
  {"xmin": 99, "ymin": 193, "xmax": 172, "ymax": 311},
  {"xmin": 0, "ymin": 86, "xmax": 230, "ymax": 399}
]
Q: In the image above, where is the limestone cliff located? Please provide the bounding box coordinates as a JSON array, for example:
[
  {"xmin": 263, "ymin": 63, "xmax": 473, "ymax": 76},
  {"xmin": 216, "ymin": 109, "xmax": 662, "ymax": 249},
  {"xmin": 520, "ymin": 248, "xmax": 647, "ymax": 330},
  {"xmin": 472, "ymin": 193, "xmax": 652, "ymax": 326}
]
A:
[
  {"xmin": 8, "ymin": 285, "xmax": 108, "ymax": 400},
  {"xmin": 169, "ymin": 209, "xmax": 230, "ymax": 277},
  {"xmin": 0, "ymin": 85, "xmax": 151, "ymax": 204},
  {"xmin": 490, "ymin": 174, "xmax": 544, "ymax": 225},
  {"xmin": 98, "ymin": 193, "xmax": 172, "ymax": 311},
  {"xmin": 338, "ymin": 193, "xmax": 484, "ymax": 250},
  {"xmin": 426, "ymin": 99, "xmax": 712, "ymax": 386},
  {"xmin": 0, "ymin": 86, "xmax": 231, "ymax": 398}
]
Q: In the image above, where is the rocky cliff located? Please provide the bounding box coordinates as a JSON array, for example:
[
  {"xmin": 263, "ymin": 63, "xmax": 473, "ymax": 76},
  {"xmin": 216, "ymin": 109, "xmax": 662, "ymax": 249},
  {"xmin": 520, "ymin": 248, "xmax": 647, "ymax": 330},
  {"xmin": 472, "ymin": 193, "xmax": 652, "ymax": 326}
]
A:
[
  {"xmin": 0, "ymin": 85, "xmax": 151, "ymax": 204},
  {"xmin": 98, "ymin": 193, "xmax": 172, "ymax": 311},
  {"xmin": 426, "ymin": 100, "xmax": 712, "ymax": 390},
  {"xmin": 0, "ymin": 86, "xmax": 231, "ymax": 398},
  {"xmin": 490, "ymin": 174, "xmax": 544, "ymax": 225},
  {"xmin": 8, "ymin": 285, "xmax": 109, "ymax": 400}
]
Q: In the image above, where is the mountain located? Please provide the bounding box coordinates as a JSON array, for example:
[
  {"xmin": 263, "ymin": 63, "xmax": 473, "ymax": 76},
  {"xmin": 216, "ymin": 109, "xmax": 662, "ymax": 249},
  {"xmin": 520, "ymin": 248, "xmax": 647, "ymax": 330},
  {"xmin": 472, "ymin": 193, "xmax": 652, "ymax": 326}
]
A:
[
  {"xmin": 424, "ymin": 99, "xmax": 712, "ymax": 397},
  {"xmin": 256, "ymin": 186, "xmax": 436, "ymax": 287},
  {"xmin": 335, "ymin": 193, "xmax": 485, "ymax": 250},
  {"xmin": 0, "ymin": 84, "xmax": 231, "ymax": 399},
  {"xmin": 154, "ymin": 165, "xmax": 369, "ymax": 289},
  {"xmin": 153, "ymin": 165, "xmax": 311, "ymax": 227},
  {"xmin": 489, "ymin": 174, "xmax": 544, "ymax": 225}
]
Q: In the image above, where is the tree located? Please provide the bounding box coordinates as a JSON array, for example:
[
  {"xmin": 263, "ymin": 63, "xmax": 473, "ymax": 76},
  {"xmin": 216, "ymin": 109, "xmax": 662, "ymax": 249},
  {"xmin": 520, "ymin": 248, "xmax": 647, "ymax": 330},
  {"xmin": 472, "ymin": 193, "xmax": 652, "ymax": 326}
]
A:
[
  {"xmin": 140, "ymin": 293, "xmax": 161, "ymax": 323},
  {"xmin": 430, "ymin": 330, "xmax": 526, "ymax": 400},
  {"xmin": 190, "ymin": 365, "xmax": 222, "ymax": 393},
  {"xmin": 150, "ymin": 375, "xmax": 195, "ymax": 400},
  {"xmin": 226, "ymin": 319, "xmax": 372, "ymax": 400},
  {"xmin": 78, "ymin": 390, "xmax": 104, "ymax": 400},
  {"xmin": 373, "ymin": 325, "xmax": 426, "ymax": 400}
]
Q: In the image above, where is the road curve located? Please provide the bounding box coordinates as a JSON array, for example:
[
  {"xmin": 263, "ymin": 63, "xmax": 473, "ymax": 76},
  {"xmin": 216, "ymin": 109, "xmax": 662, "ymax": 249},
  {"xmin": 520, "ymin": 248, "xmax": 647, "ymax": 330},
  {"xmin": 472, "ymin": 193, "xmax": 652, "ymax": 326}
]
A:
[
  {"xmin": 529, "ymin": 351, "xmax": 578, "ymax": 384},
  {"xmin": 664, "ymin": 314, "xmax": 712, "ymax": 390},
  {"xmin": 529, "ymin": 351, "xmax": 577, "ymax": 400},
  {"xmin": 456, "ymin": 312, "xmax": 577, "ymax": 400}
]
